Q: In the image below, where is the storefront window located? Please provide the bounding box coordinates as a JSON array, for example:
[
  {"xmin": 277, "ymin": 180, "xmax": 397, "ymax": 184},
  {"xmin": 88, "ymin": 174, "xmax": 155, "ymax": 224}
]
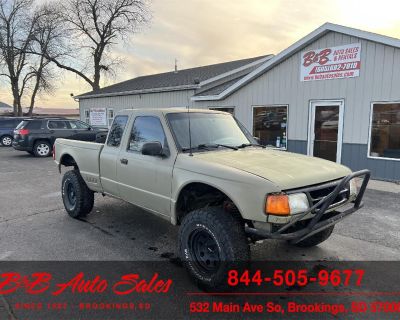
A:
[
  {"xmin": 369, "ymin": 103, "xmax": 400, "ymax": 159},
  {"xmin": 209, "ymin": 107, "xmax": 235, "ymax": 115},
  {"xmin": 253, "ymin": 106, "xmax": 288, "ymax": 149}
]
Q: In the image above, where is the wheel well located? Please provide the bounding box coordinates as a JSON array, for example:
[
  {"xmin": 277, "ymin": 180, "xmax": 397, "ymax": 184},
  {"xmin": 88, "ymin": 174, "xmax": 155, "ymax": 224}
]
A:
[
  {"xmin": 176, "ymin": 183, "xmax": 242, "ymax": 224},
  {"xmin": 34, "ymin": 139, "xmax": 52, "ymax": 147},
  {"xmin": 60, "ymin": 154, "xmax": 78, "ymax": 169}
]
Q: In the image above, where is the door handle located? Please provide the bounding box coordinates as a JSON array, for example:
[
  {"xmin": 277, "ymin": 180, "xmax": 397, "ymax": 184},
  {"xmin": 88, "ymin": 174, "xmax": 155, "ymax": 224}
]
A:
[{"xmin": 120, "ymin": 158, "xmax": 128, "ymax": 165}]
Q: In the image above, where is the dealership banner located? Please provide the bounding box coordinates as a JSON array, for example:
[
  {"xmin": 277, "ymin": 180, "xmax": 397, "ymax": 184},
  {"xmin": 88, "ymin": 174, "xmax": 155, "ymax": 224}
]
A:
[
  {"xmin": 300, "ymin": 43, "xmax": 361, "ymax": 81},
  {"xmin": 89, "ymin": 108, "xmax": 107, "ymax": 126},
  {"xmin": 1, "ymin": 261, "xmax": 400, "ymax": 319}
]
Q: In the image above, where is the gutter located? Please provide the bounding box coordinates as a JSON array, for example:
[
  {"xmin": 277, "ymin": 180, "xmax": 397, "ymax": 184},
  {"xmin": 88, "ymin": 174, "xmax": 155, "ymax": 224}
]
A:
[{"xmin": 76, "ymin": 84, "xmax": 199, "ymax": 100}]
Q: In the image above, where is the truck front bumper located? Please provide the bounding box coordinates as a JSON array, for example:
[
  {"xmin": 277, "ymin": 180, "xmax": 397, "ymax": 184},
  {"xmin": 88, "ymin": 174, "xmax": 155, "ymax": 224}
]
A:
[{"xmin": 245, "ymin": 169, "xmax": 371, "ymax": 244}]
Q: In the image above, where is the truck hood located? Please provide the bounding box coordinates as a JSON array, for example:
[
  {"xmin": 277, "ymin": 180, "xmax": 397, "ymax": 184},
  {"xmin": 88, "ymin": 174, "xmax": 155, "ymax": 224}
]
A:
[{"xmin": 193, "ymin": 148, "xmax": 351, "ymax": 190}]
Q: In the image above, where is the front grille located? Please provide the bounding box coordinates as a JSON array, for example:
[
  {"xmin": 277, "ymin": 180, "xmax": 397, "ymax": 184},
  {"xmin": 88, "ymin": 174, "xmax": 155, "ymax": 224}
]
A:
[{"xmin": 287, "ymin": 179, "xmax": 350, "ymax": 212}]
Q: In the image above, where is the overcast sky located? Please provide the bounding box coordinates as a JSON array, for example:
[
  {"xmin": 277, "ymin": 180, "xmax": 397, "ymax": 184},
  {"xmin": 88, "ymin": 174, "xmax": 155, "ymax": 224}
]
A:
[{"xmin": 0, "ymin": 0, "xmax": 399, "ymax": 109}]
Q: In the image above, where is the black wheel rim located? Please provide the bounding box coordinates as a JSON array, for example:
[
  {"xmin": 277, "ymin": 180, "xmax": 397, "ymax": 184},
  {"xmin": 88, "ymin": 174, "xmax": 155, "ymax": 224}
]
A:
[
  {"xmin": 66, "ymin": 182, "xmax": 77, "ymax": 207},
  {"xmin": 189, "ymin": 229, "xmax": 221, "ymax": 275}
]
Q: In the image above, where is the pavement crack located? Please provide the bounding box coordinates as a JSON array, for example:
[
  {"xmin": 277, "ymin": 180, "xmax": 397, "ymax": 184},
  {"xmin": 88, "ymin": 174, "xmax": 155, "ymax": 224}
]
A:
[
  {"xmin": 0, "ymin": 207, "xmax": 62, "ymax": 225},
  {"xmin": 0, "ymin": 294, "xmax": 17, "ymax": 319},
  {"xmin": 77, "ymin": 218, "xmax": 114, "ymax": 236}
]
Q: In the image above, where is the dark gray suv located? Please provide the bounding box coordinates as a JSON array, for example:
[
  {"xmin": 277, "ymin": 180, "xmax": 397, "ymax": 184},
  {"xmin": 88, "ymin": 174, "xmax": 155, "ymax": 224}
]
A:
[{"xmin": 13, "ymin": 118, "xmax": 108, "ymax": 157}]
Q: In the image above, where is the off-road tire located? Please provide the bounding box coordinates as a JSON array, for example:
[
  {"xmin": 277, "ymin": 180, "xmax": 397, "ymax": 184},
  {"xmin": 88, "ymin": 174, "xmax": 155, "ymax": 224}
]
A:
[
  {"xmin": 62, "ymin": 170, "xmax": 94, "ymax": 218},
  {"xmin": 1, "ymin": 135, "xmax": 13, "ymax": 146},
  {"xmin": 33, "ymin": 140, "xmax": 51, "ymax": 157},
  {"xmin": 179, "ymin": 207, "xmax": 250, "ymax": 290},
  {"xmin": 292, "ymin": 226, "xmax": 335, "ymax": 247}
]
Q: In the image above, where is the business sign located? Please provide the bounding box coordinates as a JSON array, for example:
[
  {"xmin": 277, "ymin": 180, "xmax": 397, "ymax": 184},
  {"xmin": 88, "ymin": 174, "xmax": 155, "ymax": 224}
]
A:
[
  {"xmin": 300, "ymin": 43, "xmax": 361, "ymax": 82},
  {"xmin": 89, "ymin": 108, "xmax": 107, "ymax": 126}
]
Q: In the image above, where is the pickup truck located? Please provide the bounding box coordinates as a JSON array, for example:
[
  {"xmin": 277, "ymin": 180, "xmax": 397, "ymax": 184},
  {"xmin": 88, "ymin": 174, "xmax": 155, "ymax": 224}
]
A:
[{"xmin": 54, "ymin": 108, "xmax": 370, "ymax": 289}]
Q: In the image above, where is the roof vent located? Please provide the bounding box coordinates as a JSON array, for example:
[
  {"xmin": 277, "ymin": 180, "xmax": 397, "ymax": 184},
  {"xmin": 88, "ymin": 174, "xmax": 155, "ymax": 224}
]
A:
[
  {"xmin": 193, "ymin": 78, "xmax": 200, "ymax": 84},
  {"xmin": 174, "ymin": 58, "xmax": 178, "ymax": 73}
]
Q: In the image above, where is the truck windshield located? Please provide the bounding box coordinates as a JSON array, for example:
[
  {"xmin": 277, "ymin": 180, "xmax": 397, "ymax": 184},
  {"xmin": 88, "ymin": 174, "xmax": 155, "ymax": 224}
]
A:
[{"xmin": 166, "ymin": 112, "xmax": 251, "ymax": 151}]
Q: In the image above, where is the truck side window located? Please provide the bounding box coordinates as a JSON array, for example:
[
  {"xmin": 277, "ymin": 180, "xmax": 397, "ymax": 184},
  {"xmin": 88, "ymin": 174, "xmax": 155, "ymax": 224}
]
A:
[
  {"xmin": 107, "ymin": 115, "xmax": 128, "ymax": 147},
  {"xmin": 128, "ymin": 116, "xmax": 168, "ymax": 153}
]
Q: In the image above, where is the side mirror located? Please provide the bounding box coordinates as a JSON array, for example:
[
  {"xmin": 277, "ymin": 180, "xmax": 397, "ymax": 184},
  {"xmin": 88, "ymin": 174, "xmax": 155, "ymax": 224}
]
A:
[
  {"xmin": 88, "ymin": 126, "xmax": 92, "ymax": 131},
  {"xmin": 142, "ymin": 141, "xmax": 163, "ymax": 156}
]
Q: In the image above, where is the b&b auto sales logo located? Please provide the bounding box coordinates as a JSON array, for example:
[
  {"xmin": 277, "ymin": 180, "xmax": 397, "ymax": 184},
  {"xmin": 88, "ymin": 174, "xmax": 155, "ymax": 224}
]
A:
[
  {"xmin": 0, "ymin": 271, "xmax": 172, "ymax": 295},
  {"xmin": 300, "ymin": 43, "xmax": 361, "ymax": 81}
]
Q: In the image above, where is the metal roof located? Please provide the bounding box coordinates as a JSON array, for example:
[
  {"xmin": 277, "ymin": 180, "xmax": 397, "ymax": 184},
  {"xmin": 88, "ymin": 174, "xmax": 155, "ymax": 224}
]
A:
[{"xmin": 77, "ymin": 55, "xmax": 272, "ymax": 99}]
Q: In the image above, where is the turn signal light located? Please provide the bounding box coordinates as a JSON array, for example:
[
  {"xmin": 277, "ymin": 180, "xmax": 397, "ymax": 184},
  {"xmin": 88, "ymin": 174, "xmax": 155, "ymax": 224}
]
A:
[{"xmin": 265, "ymin": 194, "xmax": 290, "ymax": 216}]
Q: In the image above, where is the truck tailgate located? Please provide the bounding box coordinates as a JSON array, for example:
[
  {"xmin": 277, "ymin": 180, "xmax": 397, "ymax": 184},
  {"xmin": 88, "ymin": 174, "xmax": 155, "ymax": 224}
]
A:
[{"xmin": 55, "ymin": 138, "xmax": 104, "ymax": 192}]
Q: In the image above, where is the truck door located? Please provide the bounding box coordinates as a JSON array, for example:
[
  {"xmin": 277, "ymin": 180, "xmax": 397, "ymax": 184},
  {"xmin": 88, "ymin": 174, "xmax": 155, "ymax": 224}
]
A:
[
  {"xmin": 99, "ymin": 115, "xmax": 129, "ymax": 196},
  {"xmin": 117, "ymin": 115, "xmax": 175, "ymax": 217}
]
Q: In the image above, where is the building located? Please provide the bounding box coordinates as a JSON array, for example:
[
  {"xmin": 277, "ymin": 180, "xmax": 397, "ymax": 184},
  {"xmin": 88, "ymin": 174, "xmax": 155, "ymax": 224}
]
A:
[{"xmin": 76, "ymin": 23, "xmax": 400, "ymax": 181}]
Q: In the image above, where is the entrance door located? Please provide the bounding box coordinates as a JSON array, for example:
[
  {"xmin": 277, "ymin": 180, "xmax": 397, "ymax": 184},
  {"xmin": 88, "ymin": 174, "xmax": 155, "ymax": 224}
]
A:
[{"xmin": 308, "ymin": 100, "xmax": 344, "ymax": 163}]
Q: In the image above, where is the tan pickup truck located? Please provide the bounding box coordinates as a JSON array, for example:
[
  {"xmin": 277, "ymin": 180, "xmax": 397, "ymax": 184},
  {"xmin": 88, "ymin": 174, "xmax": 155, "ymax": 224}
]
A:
[{"xmin": 54, "ymin": 108, "xmax": 370, "ymax": 289}]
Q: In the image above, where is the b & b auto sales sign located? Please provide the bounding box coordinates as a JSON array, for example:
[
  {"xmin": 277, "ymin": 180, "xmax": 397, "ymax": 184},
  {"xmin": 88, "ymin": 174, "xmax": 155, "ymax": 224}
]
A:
[{"xmin": 300, "ymin": 43, "xmax": 361, "ymax": 81}]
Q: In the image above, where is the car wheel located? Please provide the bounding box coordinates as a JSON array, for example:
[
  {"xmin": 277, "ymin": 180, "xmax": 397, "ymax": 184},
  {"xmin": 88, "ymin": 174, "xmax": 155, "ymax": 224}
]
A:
[
  {"xmin": 290, "ymin": 226, "xmax": 335, "ymax": 248},
  {"xmin": 179, "ymin": 207, "xmax": 250, "ymax": 290},
  {"xmin": 1, "ymin": 135, "xmax": 13, "ymax": 147},
  {"xmin": 62, "ymin": 170, "xmax": 94, "ymax": 218},
  {"xmin": 33, "ymin": 141, "xmax": 51, "ymax": 157}
]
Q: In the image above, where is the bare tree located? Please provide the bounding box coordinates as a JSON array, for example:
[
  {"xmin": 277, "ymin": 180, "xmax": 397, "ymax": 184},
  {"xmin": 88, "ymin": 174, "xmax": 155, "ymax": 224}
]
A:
[
  {"xmin": 0, "ymin": 0, "xmax": 34, "ymax": 115},
  {"xmin": 40, "ymin": 0, "xmax": 150, "ymax": 92},
  {"xmin": 0, "ymin": 0, "xmax": 55, "ymax": 116}
]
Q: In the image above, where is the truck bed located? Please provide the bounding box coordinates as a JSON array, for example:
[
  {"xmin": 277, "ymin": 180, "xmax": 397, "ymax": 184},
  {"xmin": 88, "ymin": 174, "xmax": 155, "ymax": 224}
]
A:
[{"xmin": 54, "ymin": 138, "xmax": 104, "ymax": 192}]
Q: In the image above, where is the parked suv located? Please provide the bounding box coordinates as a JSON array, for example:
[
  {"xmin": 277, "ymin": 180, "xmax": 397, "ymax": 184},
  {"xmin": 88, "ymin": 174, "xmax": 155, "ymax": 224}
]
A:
[
  {"xmin": 0, "ymin": 117, "xmax": 26, "ymax": 146},
  {"xmin": 13, "ymin": 118, "xmax": 108, "ymax": 157}
]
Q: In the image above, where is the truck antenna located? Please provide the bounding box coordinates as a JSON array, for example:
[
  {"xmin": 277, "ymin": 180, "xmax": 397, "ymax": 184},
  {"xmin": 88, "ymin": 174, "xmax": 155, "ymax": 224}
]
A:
[{"xmin": 187, "ymin": 104, "xmax": 193, "ymax": 156}]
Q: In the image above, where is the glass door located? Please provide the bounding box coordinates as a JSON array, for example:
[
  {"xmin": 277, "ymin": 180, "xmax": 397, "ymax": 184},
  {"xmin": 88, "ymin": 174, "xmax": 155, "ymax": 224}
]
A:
[{"xmin": 308, "ymin": 100, "xmax": 344, "ymax": 163}]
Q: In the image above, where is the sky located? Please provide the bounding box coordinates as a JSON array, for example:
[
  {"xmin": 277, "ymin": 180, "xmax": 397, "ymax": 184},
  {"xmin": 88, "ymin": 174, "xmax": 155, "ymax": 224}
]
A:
[{"xmin": 0, "ymin": 0, "xmax": 399, "ymax": 109}]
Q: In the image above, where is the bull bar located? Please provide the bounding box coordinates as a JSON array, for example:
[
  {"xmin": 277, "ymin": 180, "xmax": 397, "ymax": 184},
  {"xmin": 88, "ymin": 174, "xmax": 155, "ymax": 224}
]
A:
[{"xmin": 245, "ymin": 169, "xmax": 371, "ymax": 244}]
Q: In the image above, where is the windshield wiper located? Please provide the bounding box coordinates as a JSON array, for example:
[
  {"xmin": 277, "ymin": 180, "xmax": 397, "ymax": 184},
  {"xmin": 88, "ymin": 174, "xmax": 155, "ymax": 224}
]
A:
[
  {"xmin": 182, "ymin": 143, "xmax": 238, "ymax": 152},
  {"xmin": 236, "ymin": 143, "xmax": 266, "ymax": 149},
  {"xmin": 199, "ymin": 143, "xmax": 238, "ymax": 150}
]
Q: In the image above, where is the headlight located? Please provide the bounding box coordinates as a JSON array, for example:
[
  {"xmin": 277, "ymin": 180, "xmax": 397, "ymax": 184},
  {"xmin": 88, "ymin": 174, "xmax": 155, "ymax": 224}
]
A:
[
  {"xmin": 265, "ymin": 193, "xmax": 309, "ymax": 216},
  {"xmin": 288, "ymin": 193, "xmax": 310, "ymax": 214},
  {"xmin": 349, "ymin": 179, "xmax": 358, "ymax": 197}
]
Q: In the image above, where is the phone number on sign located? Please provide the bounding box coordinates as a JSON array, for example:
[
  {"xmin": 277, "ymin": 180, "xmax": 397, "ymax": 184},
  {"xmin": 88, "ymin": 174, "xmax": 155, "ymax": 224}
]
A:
[{"xmin": 227, "ymin": 269, "xmax": 365, "ymax": 287}]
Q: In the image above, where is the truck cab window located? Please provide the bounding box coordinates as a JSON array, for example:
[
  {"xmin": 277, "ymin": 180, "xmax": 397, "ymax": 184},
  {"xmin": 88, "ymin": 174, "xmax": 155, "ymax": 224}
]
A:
[
  {"xmin": 128, "ymin": 116, "xmax": 167, "ymax": 153},
  {"xmin": 107, "ymin": 115, "xmax": 128, "ymax": 147}
]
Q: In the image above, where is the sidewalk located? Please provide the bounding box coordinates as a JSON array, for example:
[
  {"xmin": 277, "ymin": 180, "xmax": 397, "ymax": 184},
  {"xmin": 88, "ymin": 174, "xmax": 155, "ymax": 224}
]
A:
[{"xmin": 365, "ymin": 179, "xmax": 400, "ymax": 194}]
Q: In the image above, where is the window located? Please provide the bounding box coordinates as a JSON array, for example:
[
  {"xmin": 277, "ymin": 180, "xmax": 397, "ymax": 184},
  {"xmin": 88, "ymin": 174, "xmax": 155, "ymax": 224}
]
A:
[
  {"xmin": 107, "ymin": 115, "xmax": 128, "ymax": 147},
  {"xmin": 128, "ymin": 116, "xmax": 167, "ymax": 153},
  {"xmin": 369, "ymin": 103, "xmax": 400, "ymax": 160},
  {"xmin": 208, "ymin": 107, "xmax": 235, "ymax": 115},
  {"xmin": 167, "ymin": 112, "xmax": 250, "ymax": 150},
  {"xmin": 69, "ymin": 120, "xmax": 90, "ymax": 129},
  {"xmin": 108, "ymin": 109, "xmax": 114, "ymax": 128},
  {"xmin": 0, "ymin": 120, "xmax": 16, "ymax": 128},
  {"xmin": 48, "ymin": 120, "xmax": 68, "ymax": 129},
  {"xmin": 25, "ymin": 121, "xmax": 42, "ymax": 130},
  {"xmin": 253, "ymin": 105, "xmax": 288, "ymax": 149},
  {"xmin": 84, "ymin": 109, "xmax": 90, "ymax": 124}
]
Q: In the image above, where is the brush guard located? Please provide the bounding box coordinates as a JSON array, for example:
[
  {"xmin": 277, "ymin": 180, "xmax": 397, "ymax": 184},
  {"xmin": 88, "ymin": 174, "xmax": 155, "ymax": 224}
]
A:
[{"xmin": 245, "ymin": 169, "xmax": 371, "ymax": 244}]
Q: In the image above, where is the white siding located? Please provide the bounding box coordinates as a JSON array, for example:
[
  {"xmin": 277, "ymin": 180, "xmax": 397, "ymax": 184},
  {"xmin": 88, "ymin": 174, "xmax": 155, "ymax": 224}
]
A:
[
  {"xmin": 194, "ymin": 31, "xmax": 400, "ymax": 144},
  {"xmin": 79, "ymin": 31, "xmax": 400, "ymax": 146},
  {"xmin": 79, "ymin": 89, "xmax": 196, "ymax": 123}
]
